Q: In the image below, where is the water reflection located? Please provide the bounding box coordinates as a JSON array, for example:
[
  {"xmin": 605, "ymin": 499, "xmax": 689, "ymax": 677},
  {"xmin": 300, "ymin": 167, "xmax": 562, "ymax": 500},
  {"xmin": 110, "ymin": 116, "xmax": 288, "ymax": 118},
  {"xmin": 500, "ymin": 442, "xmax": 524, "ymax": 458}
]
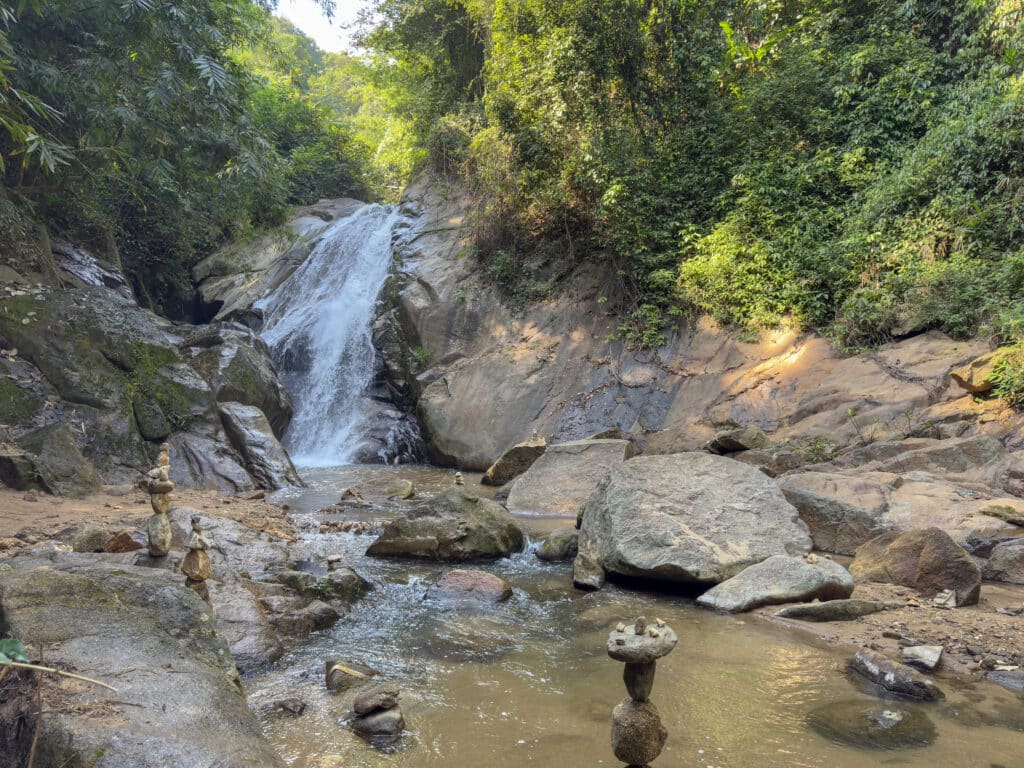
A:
[{"xmin": 250, "ymin": 466, "xmax": 1024, "ymax": 768}]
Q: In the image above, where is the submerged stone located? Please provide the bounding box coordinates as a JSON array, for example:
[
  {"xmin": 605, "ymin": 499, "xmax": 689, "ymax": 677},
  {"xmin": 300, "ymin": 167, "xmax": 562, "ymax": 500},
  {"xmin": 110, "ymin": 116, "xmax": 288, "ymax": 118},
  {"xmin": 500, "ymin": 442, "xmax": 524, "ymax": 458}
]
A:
[
  {"xmin": 774, "ymin": 599, "xmax": 889, "ymax": 622},
  {"xmin": 807, "ymin": 700, "xmax": 937, "ymax": 750}
]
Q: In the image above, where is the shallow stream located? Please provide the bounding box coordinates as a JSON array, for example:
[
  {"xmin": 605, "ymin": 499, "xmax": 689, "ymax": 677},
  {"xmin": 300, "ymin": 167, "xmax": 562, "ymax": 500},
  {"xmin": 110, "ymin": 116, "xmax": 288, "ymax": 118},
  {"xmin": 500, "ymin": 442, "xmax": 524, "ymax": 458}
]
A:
[{"xmin": 248, "ymin": 466, "xmax": 1024, "ymax": 768}]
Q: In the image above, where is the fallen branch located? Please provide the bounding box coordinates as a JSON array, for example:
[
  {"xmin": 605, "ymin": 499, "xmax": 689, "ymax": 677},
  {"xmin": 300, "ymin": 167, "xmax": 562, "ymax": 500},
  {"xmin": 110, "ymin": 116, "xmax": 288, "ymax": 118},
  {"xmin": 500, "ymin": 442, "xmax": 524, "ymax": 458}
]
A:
[{"xmin": 1, "ymin": 662, "xmax": 117, "ymax": 692}]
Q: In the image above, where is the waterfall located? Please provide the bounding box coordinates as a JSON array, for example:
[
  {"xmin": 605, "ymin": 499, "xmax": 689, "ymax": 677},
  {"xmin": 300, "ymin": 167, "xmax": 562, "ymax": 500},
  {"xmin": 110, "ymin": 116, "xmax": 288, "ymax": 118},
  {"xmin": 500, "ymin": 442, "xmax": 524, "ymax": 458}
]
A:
[{"xmin": 256, "ymin": 204, "xmax": 420, "ymax": 467}]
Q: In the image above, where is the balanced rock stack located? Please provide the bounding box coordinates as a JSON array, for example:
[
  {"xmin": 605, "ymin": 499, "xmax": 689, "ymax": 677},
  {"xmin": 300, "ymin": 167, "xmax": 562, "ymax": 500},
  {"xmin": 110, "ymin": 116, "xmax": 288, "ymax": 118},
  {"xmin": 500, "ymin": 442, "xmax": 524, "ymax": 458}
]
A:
[
  {"xmin": 181, "ymin": 515, "xmax": 213, "ymax": 605},
  {"xmin": 350, "ymin": 683, "xmax": 404, "ymax": 744},
  {"xmin": 144, "ymin": 442, "xmax": 173, "ymax": 557},
  {"xmin": 607, "ymin": 617, "xmax": 677, "ymax": 766}
]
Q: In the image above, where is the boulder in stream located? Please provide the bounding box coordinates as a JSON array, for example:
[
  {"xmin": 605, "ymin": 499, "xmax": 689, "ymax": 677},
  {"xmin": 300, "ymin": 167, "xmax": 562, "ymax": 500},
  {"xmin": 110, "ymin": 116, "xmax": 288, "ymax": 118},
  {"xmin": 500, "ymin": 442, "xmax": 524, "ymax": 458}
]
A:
[
  {"xmin": 696, "ymin": 555, "xmax": 854, "ymax": 613},
  {"xmin": 535, "ymin": 526, "xmax": 579, "ymax": 562},
  {"xmin": 576, "ymin": 453, "xmax": 811, "ymax": 587},
  {"xmin": 506, "ymin": 438, "xmax": 635, "ymax": 517},
  {"xmin": 366, "ymin": 489, "xmax": 524, "ymax": 561},
  {"xmin": 850, "ymin": 527, "xmax": 981, "ymax": 606},
  {"xmin": 849, "ymin": 649, "xmax": 945, "ymax": 701}
]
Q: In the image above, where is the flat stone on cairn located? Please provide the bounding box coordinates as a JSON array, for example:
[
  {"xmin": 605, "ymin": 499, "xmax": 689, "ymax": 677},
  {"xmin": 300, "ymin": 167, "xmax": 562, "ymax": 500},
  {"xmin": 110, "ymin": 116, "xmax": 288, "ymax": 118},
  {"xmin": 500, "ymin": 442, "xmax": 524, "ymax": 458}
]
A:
[
  {"xmin": 607, "ymin": 617, "xmax": 677, "ymax": 766},
  {"xmin": 607, "ymin": 620, "xmax": 678, "ymax": 664}
]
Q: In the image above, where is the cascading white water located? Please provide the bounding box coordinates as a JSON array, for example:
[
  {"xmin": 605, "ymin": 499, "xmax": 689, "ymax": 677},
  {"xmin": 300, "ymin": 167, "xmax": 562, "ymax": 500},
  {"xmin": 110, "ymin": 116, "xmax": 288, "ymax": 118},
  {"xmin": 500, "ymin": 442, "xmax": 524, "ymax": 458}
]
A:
[{"xmin": 257, "ymin": 204, "xmax": 414, "ymax": 467}]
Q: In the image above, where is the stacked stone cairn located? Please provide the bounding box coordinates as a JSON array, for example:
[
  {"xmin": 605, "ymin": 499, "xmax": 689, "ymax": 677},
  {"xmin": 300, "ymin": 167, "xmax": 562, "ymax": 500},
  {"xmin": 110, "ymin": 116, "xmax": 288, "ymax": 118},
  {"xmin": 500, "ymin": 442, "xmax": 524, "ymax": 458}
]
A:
[
  {"xmin": 144, "ymin": 442, "xmax": 173, "ymax": 557},
  {"xmin": 181, "ymin": 515, "xmax": 213, "ymax": 605},
  {"xmin": 607, "ymin": 617, "xmax": 678, "ymax": 766},
  {"xmin": 350, "ymin": 683, "xmax": 404, "ymax": 744}
]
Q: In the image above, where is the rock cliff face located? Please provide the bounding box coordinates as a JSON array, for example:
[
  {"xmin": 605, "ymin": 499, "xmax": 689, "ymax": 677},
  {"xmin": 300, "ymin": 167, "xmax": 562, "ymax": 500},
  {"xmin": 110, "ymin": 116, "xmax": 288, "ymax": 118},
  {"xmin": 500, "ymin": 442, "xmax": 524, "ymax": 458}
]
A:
[
  {"xmin": 0, "ymin": 211, "xmax": 329, "ymax": 492},
  {"xmin": 374, "ymin": 176, "xmax": 1024, "ymax": 471}
]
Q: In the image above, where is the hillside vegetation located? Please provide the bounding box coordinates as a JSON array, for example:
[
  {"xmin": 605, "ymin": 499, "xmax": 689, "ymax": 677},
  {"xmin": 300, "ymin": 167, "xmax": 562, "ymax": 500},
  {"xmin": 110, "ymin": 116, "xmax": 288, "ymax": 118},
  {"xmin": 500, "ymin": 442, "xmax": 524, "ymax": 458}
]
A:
[
  {"xmin": 359, "ymin": 0, "xmax": 1024, "ymax": 398},
  {"xmin": 2, "ymin": 1, "xmax": 1023, "ymax": 398},
  {"xmin": 0, "ymin": 0, "xmax": 413, "ymax": 317}
]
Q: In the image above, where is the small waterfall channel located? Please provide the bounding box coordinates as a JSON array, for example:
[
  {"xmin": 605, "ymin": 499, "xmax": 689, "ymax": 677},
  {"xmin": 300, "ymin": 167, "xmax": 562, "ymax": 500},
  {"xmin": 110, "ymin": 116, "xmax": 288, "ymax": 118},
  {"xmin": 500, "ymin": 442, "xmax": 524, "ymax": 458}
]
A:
[{"xmin": 257, "ymin": 203, "xmax": 421, "ymax": 466}]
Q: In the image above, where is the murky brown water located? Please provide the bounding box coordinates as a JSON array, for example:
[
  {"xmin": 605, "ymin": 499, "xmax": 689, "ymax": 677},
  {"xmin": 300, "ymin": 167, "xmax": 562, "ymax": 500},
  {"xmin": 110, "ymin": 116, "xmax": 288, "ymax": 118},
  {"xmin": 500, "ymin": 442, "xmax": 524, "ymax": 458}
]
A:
[{"xmin": 250, "ymin": 466, "xmax": 1024, "ymax": 768}]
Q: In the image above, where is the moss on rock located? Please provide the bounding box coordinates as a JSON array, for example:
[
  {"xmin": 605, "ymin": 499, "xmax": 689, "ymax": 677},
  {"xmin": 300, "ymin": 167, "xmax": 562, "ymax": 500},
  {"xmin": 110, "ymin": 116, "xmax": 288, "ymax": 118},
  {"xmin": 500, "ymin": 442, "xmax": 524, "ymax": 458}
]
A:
[{"xmin": 0, "ymin": 377, "xmax": 41, "ymax": 424}]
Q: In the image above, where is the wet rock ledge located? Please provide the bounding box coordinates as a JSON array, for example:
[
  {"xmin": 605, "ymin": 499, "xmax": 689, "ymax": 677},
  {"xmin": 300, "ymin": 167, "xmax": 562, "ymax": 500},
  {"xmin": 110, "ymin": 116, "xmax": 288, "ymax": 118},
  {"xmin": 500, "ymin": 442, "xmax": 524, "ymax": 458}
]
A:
[{"xmin": 0, "ymin": 557, "xmax": 285, "ymax": 768}]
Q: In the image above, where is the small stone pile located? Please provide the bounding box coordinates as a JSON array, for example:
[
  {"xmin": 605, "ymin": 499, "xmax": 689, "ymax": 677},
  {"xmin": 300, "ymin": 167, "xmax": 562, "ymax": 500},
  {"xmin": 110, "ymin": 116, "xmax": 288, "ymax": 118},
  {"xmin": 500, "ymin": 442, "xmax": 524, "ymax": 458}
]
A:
[
  {"xmin": 181, "ymin": 515, "xmax": 213, "ymax": 605},
  {"xmin": 607, "ymin": 616, "xmax": 678, "ymax": 766},
  {"xmin": 144, "ymin": 442, "xmax": 173, "ymax": 557},
  {"xmin": 350, "ymin": 683, "xmax": 404, "ymax": 744}
]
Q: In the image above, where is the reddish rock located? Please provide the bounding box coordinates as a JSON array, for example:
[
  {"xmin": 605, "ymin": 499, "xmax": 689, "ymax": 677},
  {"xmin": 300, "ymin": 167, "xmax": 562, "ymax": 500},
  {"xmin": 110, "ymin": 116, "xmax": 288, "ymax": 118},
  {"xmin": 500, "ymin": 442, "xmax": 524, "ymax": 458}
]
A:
[
  {"xmin": 104, "ymin": 531, "xmax": 146, "ymax": 553},
  {"xmin": 425, "ymin": 569, "xmax": 512, "ymax": 603}
]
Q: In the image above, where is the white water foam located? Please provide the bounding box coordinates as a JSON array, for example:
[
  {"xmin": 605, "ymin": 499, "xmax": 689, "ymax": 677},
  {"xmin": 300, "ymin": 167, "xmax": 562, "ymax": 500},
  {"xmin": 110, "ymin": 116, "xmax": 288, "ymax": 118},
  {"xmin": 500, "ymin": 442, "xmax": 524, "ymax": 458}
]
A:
[{"xmin": 257, "ymin": 204, "xmax": 405, "ymax": 467}]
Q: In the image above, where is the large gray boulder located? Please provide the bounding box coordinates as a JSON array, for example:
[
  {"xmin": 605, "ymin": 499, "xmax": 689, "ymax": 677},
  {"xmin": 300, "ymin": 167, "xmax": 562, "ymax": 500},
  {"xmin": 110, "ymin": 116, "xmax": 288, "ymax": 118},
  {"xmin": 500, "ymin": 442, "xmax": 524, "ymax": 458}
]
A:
[
  {"xmin": 983, "ymin": 539, "xmax": 1024, "ymax": 584},
  {"xmin": 366, "ymin": 489, "xmax": 524, "ymax": 561},
  {"xmin": 535, "ymin": 526, "xmax": 579, "ymax": 562},
  {"xmin": 219, "ymin": 402, "xmax": 302, "ymax": 489},
  {"xmin": 14, "ymin": 424, "xmax": 102, "ymax": 498},
  {"xmin": 576, "ymin": 453, "xmax": 811, "ymax": 587},
  {"xmin": 696, "ymin": 555, "xmax": 854, "ymax": 613},
  {"xmin": 850, "ymin": 527, "xmax": 981, "ymax": 606},
  {"xmin": 506, "ymin": 439, "xmax": 635, "ymax": 517},
  {"xmin": 0, "ymin": 558, "xmax": 284, "ymax": 768},
  {"xmin": 186, "ymin": 325, "xmax": 293, "ymax": 438},
  {"xmin": 168, "ymin": 432, "xmax": 256, "ymax": 493}
]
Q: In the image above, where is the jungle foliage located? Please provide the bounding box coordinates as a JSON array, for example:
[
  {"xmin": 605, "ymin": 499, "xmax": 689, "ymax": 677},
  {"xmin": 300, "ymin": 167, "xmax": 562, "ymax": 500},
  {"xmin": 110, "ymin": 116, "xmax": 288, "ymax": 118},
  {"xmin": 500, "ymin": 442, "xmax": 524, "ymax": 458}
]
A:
[
  {"xmin": 360, "ymin": 0, "xmax": 1024, "ymax": 371},
  {"xmin": 0, "ymin": 0, "xmax": 393, "ymax": 317}
]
